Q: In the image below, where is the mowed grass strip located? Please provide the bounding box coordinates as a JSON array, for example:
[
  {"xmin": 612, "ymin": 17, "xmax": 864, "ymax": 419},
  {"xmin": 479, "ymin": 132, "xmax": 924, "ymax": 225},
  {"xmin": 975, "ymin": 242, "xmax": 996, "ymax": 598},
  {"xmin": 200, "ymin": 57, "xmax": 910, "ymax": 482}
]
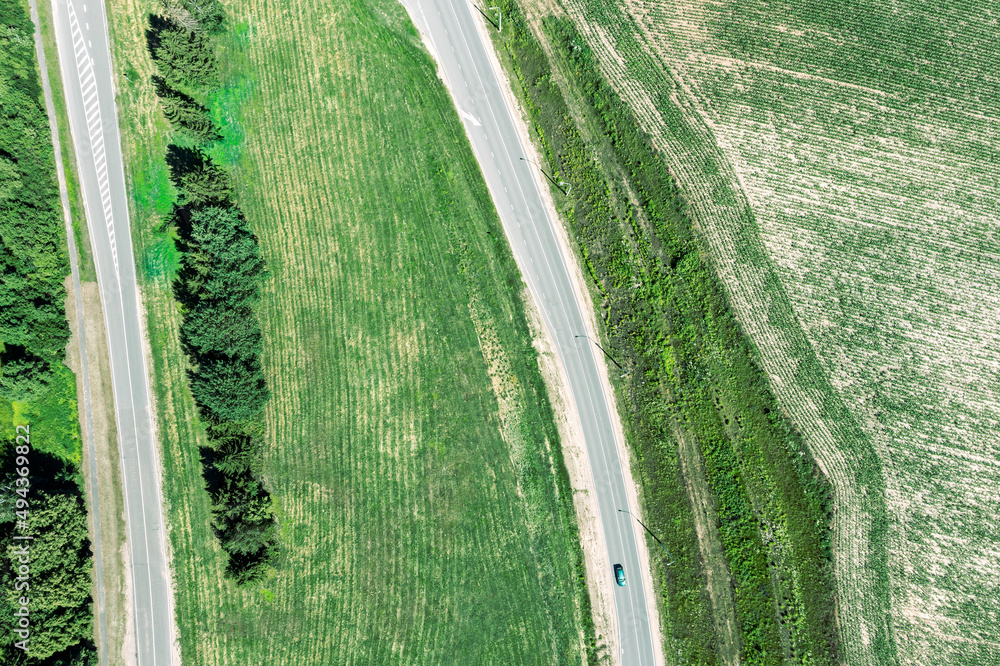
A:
[{"xmin": 107, "ymin": 0, "xmax": 594, "ymax": 662}]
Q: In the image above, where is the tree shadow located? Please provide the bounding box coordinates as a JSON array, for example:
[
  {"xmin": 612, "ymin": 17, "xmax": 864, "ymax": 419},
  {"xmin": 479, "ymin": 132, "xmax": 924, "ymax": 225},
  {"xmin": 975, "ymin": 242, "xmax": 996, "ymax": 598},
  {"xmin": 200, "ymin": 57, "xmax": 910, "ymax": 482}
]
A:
[
  {"xmin": 197, "ymin": 424, "xmax": 277, "ymax": 584},
  {"xmin": 0, "ymin": 446, "xmax": 84, "ymax": 502},
  {"xmin": 164, "ymin": 144, "xmax": 206, "ymax": 193},
  {"xmin": 145, "ymin": 14, "xmax": 176, "ymax": 62},
  {"xmin": 152, "ymin": 75, "xmax": 222, "ymax": 142},
  {"xmin": 165, "ymin": 144, "xmax": 232, "ymax": 209},
  {"xmin": 198, "ymin": 444, "xmax": 224, "ymax": 496}
]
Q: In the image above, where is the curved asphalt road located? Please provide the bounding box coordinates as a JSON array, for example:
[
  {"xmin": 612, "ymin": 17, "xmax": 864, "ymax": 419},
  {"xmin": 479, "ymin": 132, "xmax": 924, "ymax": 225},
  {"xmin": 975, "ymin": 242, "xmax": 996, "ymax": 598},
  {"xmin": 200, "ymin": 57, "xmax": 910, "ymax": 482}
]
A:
[
  {"xmin": 48, "ymin": 0, "xmax": 175, "ymax": 663},
  {"xmin": 400, "ymin": 1, "xmax": 658, "ymax": 663}
]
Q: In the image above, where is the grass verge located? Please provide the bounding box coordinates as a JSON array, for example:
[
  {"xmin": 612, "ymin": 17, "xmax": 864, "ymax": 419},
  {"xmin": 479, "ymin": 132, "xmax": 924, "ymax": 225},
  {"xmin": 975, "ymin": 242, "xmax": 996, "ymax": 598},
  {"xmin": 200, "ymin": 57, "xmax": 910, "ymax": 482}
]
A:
[
  {"xmin": 484, "ymin": 3, "xmax": 841, "ymax": 663},
  {"xmin": 105, "ymin": 0, "xmax": 599, "ymax": 661}
]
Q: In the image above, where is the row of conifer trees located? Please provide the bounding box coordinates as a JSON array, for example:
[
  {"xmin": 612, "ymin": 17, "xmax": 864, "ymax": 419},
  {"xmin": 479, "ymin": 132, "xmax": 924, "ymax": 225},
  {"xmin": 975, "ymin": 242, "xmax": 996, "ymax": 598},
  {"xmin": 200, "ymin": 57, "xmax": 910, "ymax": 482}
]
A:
[{"xmin": 146, "ymin": 0, "xmax": 278, "ymax": 584}]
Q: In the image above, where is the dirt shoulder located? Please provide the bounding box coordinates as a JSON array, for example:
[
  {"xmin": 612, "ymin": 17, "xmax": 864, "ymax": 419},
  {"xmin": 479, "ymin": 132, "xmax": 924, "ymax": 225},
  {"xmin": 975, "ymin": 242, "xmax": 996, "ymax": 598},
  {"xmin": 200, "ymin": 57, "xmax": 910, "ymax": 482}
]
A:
[
  {"xmin": 469, "ymin": 8, "xmax": 665, "ymax": 665},
  {"xmin": 522, "ymin": 288, "xmax": 618, "ymax": 664},
  {"xmin": 65, "ymin": 278, "xmax": 131, "ymax": 665},
  {"xmin": 132, "ymin": 276, "xmax": 182, "ymax": 666}
]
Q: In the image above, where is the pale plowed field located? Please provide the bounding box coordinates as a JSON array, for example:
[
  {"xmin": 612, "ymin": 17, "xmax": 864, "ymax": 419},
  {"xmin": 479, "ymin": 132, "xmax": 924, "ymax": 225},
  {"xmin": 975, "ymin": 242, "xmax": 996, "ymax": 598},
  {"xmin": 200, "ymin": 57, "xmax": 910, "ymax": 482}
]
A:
[
  {"xmin": 539, "ymin": 0, "xmax": 1000, "ymax": 663},
  {"xmin": 107, "ymin": 0, "xmax": 594, "ymax": 662}
]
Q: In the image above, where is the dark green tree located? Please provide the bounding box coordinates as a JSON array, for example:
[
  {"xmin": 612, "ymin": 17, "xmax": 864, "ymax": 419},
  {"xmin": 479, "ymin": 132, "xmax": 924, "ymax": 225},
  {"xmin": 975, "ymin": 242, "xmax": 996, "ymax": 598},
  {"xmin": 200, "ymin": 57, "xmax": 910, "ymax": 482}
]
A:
[
  {"xmin": 146, "ymin": 15, "xmax": 217, "ymax": 90},
  {"xmin": 189, "ymin": 206, "xmax": 266, "ymax": 307},
  {"xmin": 176, "ymin": 204, "xmax": 268, "ymax": 425},
  {"xmin": 152, "ymin": 76, "xmax": 221, "ymax": 142},
  {"xmin": 0, "ymin": 345, "xmax": 51, "ymax": 402},
  {"xmin": 165, "ymin": 145, "xmax": 231, "ymax": 208},
  {"xmin": 189, "ymin": 355, "xmax": 268, "ymax": 423},
  {"xmin": 174, "ymin": 0, "xmax": 226, "ymax": 34},
  {"xmin": 208, "ymin": 424, "xmax": 265, "ymax": 475},
  {"xmin": 181, "ymin": 302, "xmax": 262, "ymax": 361},
  {"xmin": 212, "ymin": 471, "xmax": 276, "ymax": 553},
  {"xmin": 208, "ymin": 466, "xmax": 278, "ymax": 583},
  {"xmin": 0, "ymin": 2, "xmax": 72, "ymax": 403},
  {"xmin": 0, "ymin": 449, "xmax": 96, "ymax": 663},
  {"xmin": 13, "ymin": 495, "xmax": 94, "ymax": 661}
]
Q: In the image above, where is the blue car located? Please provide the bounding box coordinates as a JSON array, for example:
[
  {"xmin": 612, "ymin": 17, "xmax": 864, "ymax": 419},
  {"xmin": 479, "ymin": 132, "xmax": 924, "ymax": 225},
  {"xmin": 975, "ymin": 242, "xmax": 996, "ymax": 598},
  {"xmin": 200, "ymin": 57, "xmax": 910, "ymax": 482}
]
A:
[{"xmin": 613, "ymin": 563, "xmax": 626, "ymax": 587}]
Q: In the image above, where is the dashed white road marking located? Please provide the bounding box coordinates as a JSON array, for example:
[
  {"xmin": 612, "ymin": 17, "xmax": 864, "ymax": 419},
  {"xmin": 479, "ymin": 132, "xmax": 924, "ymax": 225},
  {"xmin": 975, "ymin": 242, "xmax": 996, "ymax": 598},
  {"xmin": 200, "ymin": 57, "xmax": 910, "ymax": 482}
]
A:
[
  {"xmin": 68, "ymin": 0, "xmax": 118, "ymax": 274},
  {"xmin": 63, "ymin": 1, "xmax": 174, "ymax": 663}
]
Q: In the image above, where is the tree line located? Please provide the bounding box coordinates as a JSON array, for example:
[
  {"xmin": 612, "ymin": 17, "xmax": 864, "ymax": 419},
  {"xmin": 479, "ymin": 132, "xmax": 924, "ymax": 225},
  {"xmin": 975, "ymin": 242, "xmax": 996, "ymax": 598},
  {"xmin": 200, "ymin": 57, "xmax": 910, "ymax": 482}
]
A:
[
  {"xmin": 146, "ymin": 8, "xmax": 277, "ymax": 584},
  {"xmin": 0, "ymin": 1, "xmax": 72, "ymax": 403},
  {"xmin": 0, "ymin": 6, "xmax": 96, "ymax": 662}
]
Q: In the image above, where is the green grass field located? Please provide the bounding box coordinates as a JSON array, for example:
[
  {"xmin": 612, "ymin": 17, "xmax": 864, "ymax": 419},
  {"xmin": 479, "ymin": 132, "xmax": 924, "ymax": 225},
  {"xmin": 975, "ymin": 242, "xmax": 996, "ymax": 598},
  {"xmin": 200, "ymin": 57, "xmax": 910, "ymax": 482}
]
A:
[
  {"xmin": 542, "ymin": 0, "xmax": 1000, "ymax": 663},
  {"xmin": 107, "ymin": 0, "xmax": 597, "ymax": 662}
]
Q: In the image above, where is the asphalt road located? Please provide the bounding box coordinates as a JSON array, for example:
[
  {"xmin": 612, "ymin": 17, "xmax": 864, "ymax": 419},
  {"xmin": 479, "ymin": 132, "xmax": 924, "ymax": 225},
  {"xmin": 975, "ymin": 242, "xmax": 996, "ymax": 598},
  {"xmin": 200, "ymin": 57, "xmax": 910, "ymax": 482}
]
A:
[
  {"xmin": 48, "ymin": 0, "xmax": 175, "ymax": 663},
  {"xmin": 400, "ymin": 1, "xmax": 658, "ymax": 663}
]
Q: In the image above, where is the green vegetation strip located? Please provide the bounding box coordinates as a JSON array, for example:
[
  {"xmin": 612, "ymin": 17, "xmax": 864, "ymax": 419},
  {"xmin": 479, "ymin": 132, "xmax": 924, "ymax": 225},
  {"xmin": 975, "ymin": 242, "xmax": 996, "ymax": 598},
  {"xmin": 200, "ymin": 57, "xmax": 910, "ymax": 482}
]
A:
[
  {"xmin": 568, "ymin": 1, "xmax": 898, "ymax": 659},
  {"xmin": 142, "ymin": 0, "xmax": 277, "ymax": 583},
  {"xmin": 0, "ymin": 0, "xmax": 95, "ymax": 662},
  {"xmin": 489, "ymin": 3, "xmax": 840, "ymax": 663},
  {"xmin": 0, "ymin": 0, "xmax": 71, "ymax": 405},
  {"xmin": 108, "ymin": 0, "xmax": 597, "ymax": 661}
]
